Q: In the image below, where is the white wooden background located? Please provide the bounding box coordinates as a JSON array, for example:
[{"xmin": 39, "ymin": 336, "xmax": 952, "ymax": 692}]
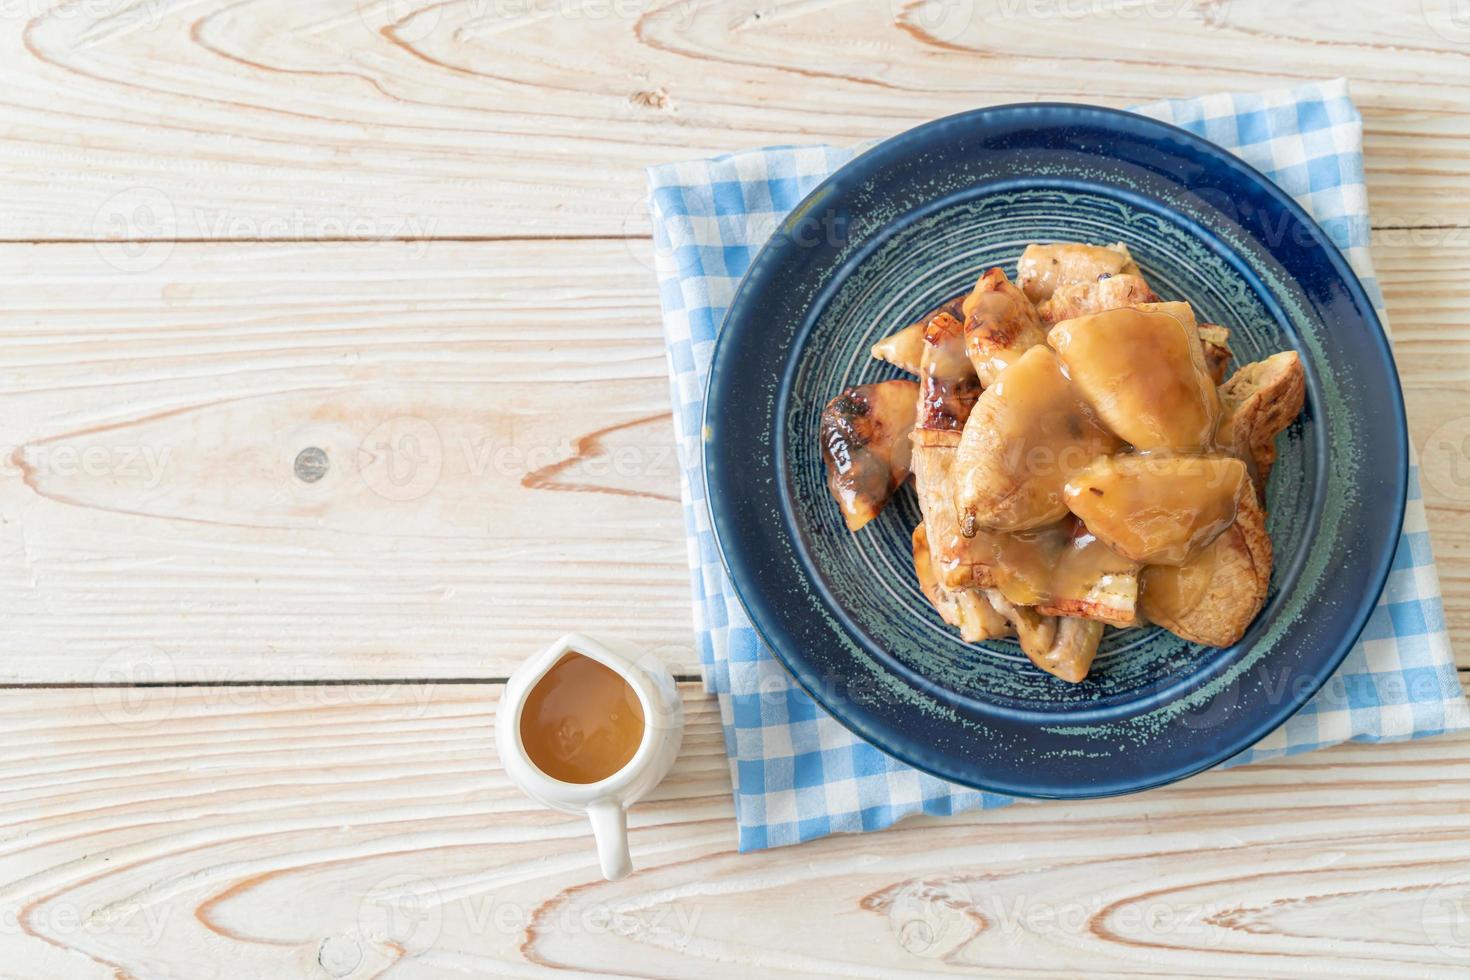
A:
[{"xmin": 1, "ymin": 0, "xmax": 1468, "ymax": 975}]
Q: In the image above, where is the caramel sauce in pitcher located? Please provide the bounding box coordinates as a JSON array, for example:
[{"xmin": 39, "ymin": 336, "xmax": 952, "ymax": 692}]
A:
[{"xmin": 520, "ymin": 653, "xmax": 645, "ymax": 784}]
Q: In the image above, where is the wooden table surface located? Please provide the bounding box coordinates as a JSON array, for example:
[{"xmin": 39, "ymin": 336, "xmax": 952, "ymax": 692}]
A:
[{"xmin": 2, "ymin": 1, "xmax": 1468, "ymax": 976}]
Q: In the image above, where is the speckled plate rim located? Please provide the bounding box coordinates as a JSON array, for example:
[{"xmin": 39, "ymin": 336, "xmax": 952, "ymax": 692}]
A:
[{"xmin": 702, "ymin": 102, "xmax": 1408, "ymax": 798}]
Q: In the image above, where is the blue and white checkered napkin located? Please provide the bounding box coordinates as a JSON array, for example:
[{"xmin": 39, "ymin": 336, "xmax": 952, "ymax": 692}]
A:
[{"xmin": 648, "ymin": 78, "xmax": 1469, "ymax": 852}]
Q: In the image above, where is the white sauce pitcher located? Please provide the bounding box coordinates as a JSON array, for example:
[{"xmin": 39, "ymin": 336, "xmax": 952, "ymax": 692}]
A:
[{"xmin": 496, "ymin": 632, "xmax": 684, "ymax": 880}]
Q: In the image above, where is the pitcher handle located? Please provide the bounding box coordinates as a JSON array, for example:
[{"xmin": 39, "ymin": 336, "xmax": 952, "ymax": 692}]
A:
[{"xmin": 587, "ymin": 800, "xmax": 632, "ymax": 881}]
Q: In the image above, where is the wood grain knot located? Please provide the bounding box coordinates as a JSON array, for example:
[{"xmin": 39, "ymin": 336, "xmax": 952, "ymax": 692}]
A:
[
  {"xmin": 294, "ymin": 447, "xmax": 329, "ymax": 483},
  {"xmin": 630, "ymin": 88, "xmax": 673, "ymax": 111}
]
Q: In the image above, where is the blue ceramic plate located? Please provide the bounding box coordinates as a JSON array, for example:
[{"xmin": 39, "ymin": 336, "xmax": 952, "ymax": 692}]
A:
[{"xmin": 703, "ymin": 104, "xmax": 1407, "ymax": 798}]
